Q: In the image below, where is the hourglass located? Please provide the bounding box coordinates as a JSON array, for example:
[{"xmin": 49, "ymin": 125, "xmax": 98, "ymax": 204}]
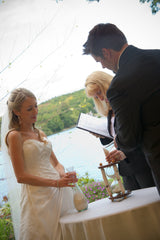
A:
[{"xmin": 98, "ymin": 158, "xmax": 131, "ymax": 202}]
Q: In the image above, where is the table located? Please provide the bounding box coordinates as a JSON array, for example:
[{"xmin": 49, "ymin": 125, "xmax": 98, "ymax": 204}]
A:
[{"xmin": 60, "ymin": 187, "xmax": 160, "ymax": 240}]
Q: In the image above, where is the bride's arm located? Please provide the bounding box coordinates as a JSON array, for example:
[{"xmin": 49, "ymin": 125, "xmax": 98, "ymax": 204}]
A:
[
  {"xmin": 50, "ymin": 152, "xmax": 77, "ymax": 183},
  {"xmin": 50, "ymin": 151, "xmax": 66, "ymax": 177},
  {"xmin": 7, "ymin": 131, "xmax": 76, "ymax": 187}
]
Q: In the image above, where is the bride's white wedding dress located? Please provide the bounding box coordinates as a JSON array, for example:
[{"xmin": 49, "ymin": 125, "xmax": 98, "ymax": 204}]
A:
[{"xmin": 19, "ymin": 138, "xmax": 75, "ymax": 240}]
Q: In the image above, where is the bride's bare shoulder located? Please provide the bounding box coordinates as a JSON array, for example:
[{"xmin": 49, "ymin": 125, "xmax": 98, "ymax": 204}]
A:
[{"xmin": 5, "ymin": 129, "xmax": 21, "ymax": 146}]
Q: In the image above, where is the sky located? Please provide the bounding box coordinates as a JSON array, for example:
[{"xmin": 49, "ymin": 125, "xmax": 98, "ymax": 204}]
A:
[{"xmin": 0, "ymin": 0, "xmax": 160, "ymax": 116}]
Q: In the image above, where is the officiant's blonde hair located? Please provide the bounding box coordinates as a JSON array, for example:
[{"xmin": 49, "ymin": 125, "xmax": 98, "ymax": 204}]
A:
[{"xmin": 85, "ymin": 71, "xmax": 113, "ymax": 116}]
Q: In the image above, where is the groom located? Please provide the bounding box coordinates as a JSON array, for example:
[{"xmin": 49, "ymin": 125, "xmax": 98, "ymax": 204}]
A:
[{"xmin": 82, "ymin": 23, "xmax": 160, "ymax": 194}]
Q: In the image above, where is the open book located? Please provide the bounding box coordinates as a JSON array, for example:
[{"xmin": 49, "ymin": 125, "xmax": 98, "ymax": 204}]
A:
[{"xmin": 76, "ymin": 113, "xmax": 113, "ymax": 140}]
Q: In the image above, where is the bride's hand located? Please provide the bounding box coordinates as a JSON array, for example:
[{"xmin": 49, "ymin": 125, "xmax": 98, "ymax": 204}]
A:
[
  {"xmin": 65, "ymin": 171, "xmax": 77, "ymax": 179},
  {"xmin": 57, "ymin": 173, "xmax": 78, "ymax": 188}
]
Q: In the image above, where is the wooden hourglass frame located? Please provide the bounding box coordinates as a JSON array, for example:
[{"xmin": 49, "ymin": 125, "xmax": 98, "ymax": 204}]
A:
[{"xmin": 98, "ymin": 160, "xmax": 131, "ymax": 202}]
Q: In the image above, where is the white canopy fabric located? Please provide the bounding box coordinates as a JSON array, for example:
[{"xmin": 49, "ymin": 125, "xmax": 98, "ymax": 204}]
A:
[
  {"xmin": 0, "ymin": 0, "xmax": 104, "ymax": 116},
  {"xmin": 0, "ymin": 0, "xmax": 160, "ymax": 116}
]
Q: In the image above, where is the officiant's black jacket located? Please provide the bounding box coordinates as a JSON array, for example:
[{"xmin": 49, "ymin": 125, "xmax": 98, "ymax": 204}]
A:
[
  {"xmin": 100, "ymin": 111, "xmax": 154, "ymax": 185},
  {"xmin": 107, "ymin": 45, "xmax": 160, "ymax": 194}
]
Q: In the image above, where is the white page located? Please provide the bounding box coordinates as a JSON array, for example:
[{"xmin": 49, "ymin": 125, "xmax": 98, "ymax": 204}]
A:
[{"xmin": 77, "ymin": 113, "xmax": 113, "ymax": 139}]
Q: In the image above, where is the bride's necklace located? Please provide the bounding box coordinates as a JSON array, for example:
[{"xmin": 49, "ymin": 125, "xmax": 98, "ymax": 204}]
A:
[{"xmin": 20, "ymin": 128, "xmax": 39, "ymax": 140}]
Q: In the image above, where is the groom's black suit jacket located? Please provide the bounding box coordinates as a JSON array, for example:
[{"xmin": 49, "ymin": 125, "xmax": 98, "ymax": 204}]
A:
[{"xmin": 107, "ymin": 45, "xmax": 160, "ymax": 194}]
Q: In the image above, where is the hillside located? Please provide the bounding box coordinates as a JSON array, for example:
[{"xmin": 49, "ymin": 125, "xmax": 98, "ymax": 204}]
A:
[
  {"xmin": 36, "ymin": 88, "xmax": 96, "ymax": 135},
  {"xmin": 0, "ymin": 88, "xmax": 96, "ymax": 145}
]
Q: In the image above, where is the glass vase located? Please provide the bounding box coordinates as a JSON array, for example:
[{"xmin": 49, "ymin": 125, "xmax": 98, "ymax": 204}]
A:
[{"xmin": 73, "ymin": 183, "xmax": 88, "ymax": 212}]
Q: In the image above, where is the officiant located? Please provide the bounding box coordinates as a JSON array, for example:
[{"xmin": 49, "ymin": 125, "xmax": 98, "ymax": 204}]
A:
[{"xmin": 85, "ymin": 71, "xmax": 155, "ymax": 190}]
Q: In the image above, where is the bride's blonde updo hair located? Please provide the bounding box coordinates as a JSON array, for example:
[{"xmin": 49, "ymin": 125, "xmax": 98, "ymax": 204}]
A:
[
  {"xmin": 7, "ymin": 88, "xmax": 44, "ymax": 142},
  {"xmin": 7, "ymin": 88, "xmax": 36, "ymax": 129},
  {"xmin": 85, "ymin": 71, "xmax": 113, "ymax": 116}
]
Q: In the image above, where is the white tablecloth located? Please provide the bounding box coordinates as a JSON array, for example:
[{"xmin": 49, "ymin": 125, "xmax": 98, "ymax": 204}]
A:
[{"xmin": 60, "ymin": 187, "xmax": 160, "ymax": 240}]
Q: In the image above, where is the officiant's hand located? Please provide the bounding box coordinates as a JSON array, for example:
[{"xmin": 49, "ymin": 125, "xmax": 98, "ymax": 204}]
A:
[{"xmin": 106, "ymin": 149, "xmax": 126, "ymax": 164}]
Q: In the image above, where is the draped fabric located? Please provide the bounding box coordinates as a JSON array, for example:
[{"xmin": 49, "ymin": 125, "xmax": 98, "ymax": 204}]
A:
[
  {"xmin": 1, "ymin": 110, "xmax": 21, "ymax": 240},
  {"xmin": 1, "ymin": 0, "xmax": 159, "ymax": 117},
  {"xmin": 0, "ymin": 0, "xmax": 102, "ymax": 116}
]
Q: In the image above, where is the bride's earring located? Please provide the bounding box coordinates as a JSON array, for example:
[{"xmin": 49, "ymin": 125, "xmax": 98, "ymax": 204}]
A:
[{"xmin": 18, "ymin": 115, "xmax": 22, "ymax": 126}]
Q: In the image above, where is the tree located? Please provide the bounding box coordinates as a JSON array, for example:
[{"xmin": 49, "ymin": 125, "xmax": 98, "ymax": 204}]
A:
[
  {"xmin": 140, "ymin": 0, "xmax": 160, "ymax": 14},
  {"xmin": 47, "ymin": 115, "xmax": 64, "ymax": 132},
  {"xmin": 55, "ymin": 0, "xmax": 160, "ymax": 14}
]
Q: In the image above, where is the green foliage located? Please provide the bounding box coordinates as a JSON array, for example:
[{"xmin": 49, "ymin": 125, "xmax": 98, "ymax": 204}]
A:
[
  {"xmin": 55, "ymin": 0, "xmax": 160, "ymax": 14},
  {"xmin": 0, "ymin": 88, "xmax": 96, "ymax": 146},
  {"xmin": 36, "ymin": 88, "xmax": 96, "ymax": 136},
  {"xmin": 77, "ymin": 172, "xmax": 95, "ymax": 187},
  {"xmin": 0, "ymin": 203, "xmax": 15, "ymax": 240},
  {"xmin": 140, "ymin": 0, "xmax": 160, "ymax": 14},
  {"xmin": 47, "ymin": 115, "xmax": 64, "ymax": 132}
]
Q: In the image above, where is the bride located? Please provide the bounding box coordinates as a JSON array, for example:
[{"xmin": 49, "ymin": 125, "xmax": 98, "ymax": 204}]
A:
[{"xmin": 2, "ymin": 87, "xmax": 78, "ymax": 240}]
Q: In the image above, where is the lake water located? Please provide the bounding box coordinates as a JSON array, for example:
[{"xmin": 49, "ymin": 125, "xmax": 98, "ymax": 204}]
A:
[{"xmin": 0, "ymin": 127, "xmax": 113, "ymax": 204}]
